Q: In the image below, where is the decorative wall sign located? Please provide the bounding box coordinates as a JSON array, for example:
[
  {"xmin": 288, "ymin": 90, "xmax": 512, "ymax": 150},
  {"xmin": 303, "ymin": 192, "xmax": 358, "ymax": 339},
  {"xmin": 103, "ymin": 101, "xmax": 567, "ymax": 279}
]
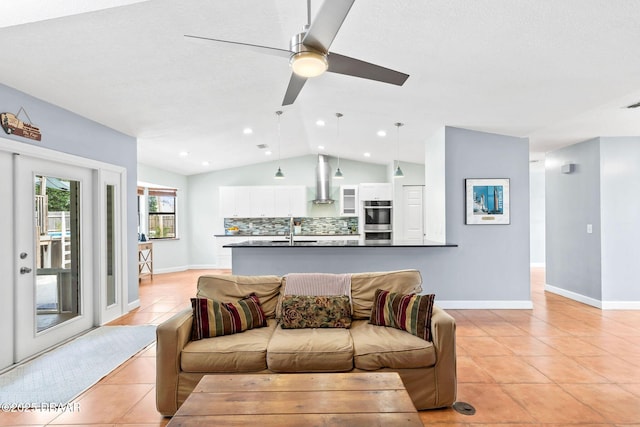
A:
[
  {"xmin": 1, "ymin": 107, "xmax": 41, "ymax": 141},
  {"xmin": 465, "ymin": 178, "xmax": 510, "ymax": 225}
]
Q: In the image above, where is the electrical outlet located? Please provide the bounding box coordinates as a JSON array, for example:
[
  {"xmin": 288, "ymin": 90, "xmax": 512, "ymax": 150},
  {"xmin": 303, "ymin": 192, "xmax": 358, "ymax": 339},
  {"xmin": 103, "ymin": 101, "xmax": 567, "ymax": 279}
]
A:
[{"xmin": 587, "ymin": 224, "xmax": 593, "ymax": 234}]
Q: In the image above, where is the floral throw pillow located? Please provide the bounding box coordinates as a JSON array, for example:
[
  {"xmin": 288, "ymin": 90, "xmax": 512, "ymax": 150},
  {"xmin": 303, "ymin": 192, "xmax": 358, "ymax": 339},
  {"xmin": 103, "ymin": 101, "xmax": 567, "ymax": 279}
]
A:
[
  {"xmin": 191, "ymin": 293, "xmax": 267, "ymax": 340},
  {"xmin": 369, "ymin": 289, "xmax": 435, "ymax": 341},
  {"xmin": 281, "ymin": 295, "xmax": 352, "ymax": 329}
]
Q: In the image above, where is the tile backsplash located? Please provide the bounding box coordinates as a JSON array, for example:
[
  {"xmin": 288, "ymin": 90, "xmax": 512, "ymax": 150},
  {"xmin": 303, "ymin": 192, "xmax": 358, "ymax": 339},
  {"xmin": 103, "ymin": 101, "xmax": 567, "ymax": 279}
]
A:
[{"xmin": 223, "ymin": 217, "xmax": 358, "ymax": 235}]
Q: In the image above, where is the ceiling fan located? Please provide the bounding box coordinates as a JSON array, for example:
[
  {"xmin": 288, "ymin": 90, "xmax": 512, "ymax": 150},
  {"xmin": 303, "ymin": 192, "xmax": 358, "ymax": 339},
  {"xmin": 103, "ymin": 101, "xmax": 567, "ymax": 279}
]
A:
[{"xmin": 185, "ymin": 0, "xmax": 409, "ymax": 106}]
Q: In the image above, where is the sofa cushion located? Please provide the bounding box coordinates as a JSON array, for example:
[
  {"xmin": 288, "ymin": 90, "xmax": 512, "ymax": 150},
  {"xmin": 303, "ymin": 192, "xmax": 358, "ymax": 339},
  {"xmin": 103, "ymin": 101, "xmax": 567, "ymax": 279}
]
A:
[
  {"xmin": 281, "ymin": 295, "xmax": 352, "ymax": 329},
  {"xmin": 350, "ymin": 270, "xmax": 423, "ymax": 319},
  {"xmin": 190, "ymin": 293, "xmax": 267, "ymax": 340},
  {"xmin": 181, "ymin": 319, "xmax": 277, "ymax": 373},
  {"xmin": 350, "ymin": 320, "xmax": 436, "ymax": 370},
  {"xmin": 197, "ymin": 275, "xmax": 282, "ymax": 318},
  {"xmin": 267, "ymin": 326, "xmax": 354, "ymax": 372},
  {"xmin": 370, "ymin": 289, "xmax": 435, "ymax": 342}
]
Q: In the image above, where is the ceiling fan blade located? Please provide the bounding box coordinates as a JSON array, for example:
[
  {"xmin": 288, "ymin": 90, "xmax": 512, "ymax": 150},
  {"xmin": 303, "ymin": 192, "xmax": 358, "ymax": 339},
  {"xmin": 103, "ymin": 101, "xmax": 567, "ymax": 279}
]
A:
[
  {"xmin": 282, "ymin": 73, "xmax": 308, "ymax": 106},
  {"xmin": 327, "ymin": 52, "xmax": 409, "ymax": 86},
  {"xmin": 302, "ymin": 0, "xmax": 355, "ymax": 52},
  {"xmin": 184, "ymin": 34, "xmax": 291, "ymax": 58}
]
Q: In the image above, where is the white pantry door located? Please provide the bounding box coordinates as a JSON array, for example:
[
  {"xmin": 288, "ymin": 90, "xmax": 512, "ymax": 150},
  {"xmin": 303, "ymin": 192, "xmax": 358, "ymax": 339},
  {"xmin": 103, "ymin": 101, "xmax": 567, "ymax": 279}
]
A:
[{"xmin": 401, "ymin": 185, "xmax": 425, "ymax": 241}]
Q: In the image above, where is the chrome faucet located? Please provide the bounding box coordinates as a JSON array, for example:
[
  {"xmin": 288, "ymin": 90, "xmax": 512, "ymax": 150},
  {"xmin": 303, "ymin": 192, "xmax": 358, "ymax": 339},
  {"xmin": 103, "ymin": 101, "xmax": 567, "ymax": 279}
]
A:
[{"xmin": 288, "ymin": 217, "xmax": 295, "ymax": 246}]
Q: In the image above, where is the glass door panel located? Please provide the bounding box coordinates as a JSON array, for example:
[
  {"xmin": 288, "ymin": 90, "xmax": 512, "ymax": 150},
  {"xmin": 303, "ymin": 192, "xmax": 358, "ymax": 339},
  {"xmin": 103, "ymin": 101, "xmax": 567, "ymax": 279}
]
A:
[
  {"xmin": 35, "ymin": 175, "xmax": 81, "ymax": 332},
  {"xmin": 106, "ymin": 184, "xmax": 116, "ymax": 307}
]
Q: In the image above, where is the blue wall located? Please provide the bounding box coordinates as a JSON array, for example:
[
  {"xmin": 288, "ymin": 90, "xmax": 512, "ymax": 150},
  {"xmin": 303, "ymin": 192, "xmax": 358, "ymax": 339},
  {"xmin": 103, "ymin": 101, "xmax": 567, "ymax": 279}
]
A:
[
  {"xmin": 0, "ymin": 83, "xmax": 139, "ymax": 303},
  {"xmin": 546, "ymin": 136, "xmax": 640, "ymax": 307},
  {"xmin": 545, "ymin": 138, "xmax": 602, "ymax": 300},
  {"xmin": 443, "ymin": 127, "xmax": 531, "ymax": 304}
]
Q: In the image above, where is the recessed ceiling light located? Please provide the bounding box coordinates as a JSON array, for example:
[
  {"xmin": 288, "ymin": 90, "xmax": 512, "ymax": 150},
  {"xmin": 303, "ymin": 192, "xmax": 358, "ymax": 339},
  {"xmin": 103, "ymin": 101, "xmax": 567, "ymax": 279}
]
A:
[
  {"xmin": 265, "ymin": 151, "xmax": 272, "ymax": 156},
  {"xmin": 243, "ymin": 128, "xmax": 253, "ymax": 135},
  {"xmin": 179, "ymin": 151, "xmax": 189, "ymax": 157},
  {"xmin": 316, "ymin": 120, "xmax": 325, "ymax": 127},
  {"xmin": 364, "ymin": 152, "xmax": 371, "ymax": 157},
  {"xmin": 318, "ymin": 145, "xmax": 325, "ymax": 150},
  {"xmin": 377, "ymin": 130, "xmax": 387, "ymax": 137},
  {"xmin": 202, "ymin": 161, "xmax": 210, "ymax": 166}
]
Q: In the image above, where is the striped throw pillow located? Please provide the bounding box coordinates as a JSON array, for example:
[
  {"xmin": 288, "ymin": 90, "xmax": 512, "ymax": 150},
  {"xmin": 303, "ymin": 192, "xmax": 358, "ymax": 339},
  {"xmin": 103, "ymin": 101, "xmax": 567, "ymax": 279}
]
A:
[
  {"xmin": 191, "ymin": 293, "xmax": 267, "ymax": 340},
  {"xmin": 369, "ymin": 289, "xmax": 435, "ymax": 341}
]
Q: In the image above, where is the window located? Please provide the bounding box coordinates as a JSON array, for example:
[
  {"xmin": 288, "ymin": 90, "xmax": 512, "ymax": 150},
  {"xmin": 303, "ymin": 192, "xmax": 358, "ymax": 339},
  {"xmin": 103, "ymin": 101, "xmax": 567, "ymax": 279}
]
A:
[{"xmin": 138, "ymin": 186, "xmax": 178, "ymax": 239}]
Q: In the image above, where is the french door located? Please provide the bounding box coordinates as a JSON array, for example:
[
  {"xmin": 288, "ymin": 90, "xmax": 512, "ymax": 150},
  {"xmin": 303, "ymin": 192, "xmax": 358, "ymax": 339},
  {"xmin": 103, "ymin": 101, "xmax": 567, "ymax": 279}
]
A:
[{"xmin": 13, "ymin": 153, "xmax": 95, "ymax": 361}]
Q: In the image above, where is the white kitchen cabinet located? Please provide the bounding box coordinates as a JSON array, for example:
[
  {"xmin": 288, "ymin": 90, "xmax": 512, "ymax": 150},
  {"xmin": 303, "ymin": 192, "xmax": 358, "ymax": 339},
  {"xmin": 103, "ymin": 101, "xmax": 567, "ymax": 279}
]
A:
[
  {"xmin": 220, "ymin": 185, "xmax": 307, "ymax": 218},
  {"xmin": 359, "ymin": 183, "xmax": 392, "ymax": 201},
  {"xmin": 274, "ymin": 186, "xmax": 307, "ymax": 217},
  {"xmin": 215, "ymin": 236, "xmax": 246, "ymax": 268},
  {"xmin": 250, "ymin": 186, "xmax": 275, "ymax": 217},
  {"xmin": 219, "ymin": 186, "xmax": 251, "ymax": 217},
  {"xmin": 339, "ymin": 185, "xmax": 359, "ymax": 216}
]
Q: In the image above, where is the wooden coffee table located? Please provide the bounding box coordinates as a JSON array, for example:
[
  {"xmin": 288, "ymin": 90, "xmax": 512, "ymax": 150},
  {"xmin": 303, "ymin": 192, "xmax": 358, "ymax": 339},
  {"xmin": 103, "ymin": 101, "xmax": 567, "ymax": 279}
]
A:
[{"xmin": 167, "ymin": 372, "xmax": 422, "ymax": 426}]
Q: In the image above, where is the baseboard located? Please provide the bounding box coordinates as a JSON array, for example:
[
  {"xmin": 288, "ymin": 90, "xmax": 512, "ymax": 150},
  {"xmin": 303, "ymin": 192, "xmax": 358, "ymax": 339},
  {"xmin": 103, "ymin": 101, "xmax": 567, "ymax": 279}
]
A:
[
  {"xmin": 127, "ymin": 299, "xmax": 141, "ymax": 311},
  {"xmin": 601, "ymin": 301, "xmax": 640, "ymax": 310},
  {"xmin": 545, "ymin": 284, "xmax": 602, "ymax": 308},
  {"xmin": 153, "ymin": 265, "xmax": 189, "ymax": 274},
  {"xmin": 143, "ymin": 265, "xmax": 225, "ymax": 275},
  {"xmin": 436, "ymin": 300, "xmax": 533, "ymax": 309},
  {"xmin": 188, "ymin": 264, "xmax": 222, "ymax": 270},
  {"xmin": 545, "ymin": 285, "xmax": 640, "ymax": 310}
]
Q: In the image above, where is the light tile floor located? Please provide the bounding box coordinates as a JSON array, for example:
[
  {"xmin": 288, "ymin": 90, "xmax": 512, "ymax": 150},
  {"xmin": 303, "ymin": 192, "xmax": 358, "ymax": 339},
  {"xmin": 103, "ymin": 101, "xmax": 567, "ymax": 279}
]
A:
[{"xmin": 1, "ymin": 268, "xmax": 639, "ymax": 426}]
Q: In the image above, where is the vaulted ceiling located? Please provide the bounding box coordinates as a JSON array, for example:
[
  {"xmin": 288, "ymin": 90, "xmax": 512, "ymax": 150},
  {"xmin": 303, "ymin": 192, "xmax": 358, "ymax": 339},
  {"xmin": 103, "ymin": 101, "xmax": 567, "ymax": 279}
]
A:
[{"xmin": 2, "ymin": 0, "xmax": 640, "ymax": 175}]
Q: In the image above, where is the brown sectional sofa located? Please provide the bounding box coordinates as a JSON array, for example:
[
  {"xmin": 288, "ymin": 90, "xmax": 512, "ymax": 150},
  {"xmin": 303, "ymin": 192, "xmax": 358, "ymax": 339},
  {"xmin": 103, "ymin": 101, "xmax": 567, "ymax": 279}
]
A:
[{"xmin": 156, "ymin": 270, "xmax": 457, "ymax": 416}]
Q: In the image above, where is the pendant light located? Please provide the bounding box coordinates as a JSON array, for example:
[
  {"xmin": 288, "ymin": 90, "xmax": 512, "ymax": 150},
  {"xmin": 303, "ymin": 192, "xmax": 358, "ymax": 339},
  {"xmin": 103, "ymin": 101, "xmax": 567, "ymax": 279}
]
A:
[
  {"xmin": 334, "ymin": 112, "xmax": 344, "ymax": 179},
  {"xmin": 274, "ymin": 110, "xmax": 285, "ymax": 179},
  {"xmin": 394, "ymin": 122, "xmax": 405, "ymax": 178}
]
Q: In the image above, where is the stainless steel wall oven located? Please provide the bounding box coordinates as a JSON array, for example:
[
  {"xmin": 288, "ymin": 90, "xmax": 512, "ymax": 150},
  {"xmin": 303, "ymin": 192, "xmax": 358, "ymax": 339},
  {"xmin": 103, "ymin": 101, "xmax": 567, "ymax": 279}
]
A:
[{"xmin": 363, "ymin": 200, "xmax": 392, "ymax": 244}]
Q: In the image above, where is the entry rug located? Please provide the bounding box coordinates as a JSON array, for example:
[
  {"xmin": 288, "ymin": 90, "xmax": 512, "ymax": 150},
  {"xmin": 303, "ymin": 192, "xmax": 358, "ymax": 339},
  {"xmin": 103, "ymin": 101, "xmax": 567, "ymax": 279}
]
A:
[{"xmin": 0, "ymin": 325, "xmax": 156, "ymax": 406}]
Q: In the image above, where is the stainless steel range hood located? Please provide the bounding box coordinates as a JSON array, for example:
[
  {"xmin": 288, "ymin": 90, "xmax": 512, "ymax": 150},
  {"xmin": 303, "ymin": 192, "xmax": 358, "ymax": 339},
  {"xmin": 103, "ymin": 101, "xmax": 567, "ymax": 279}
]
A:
[{"xmin": 313, "ymin": 154, "xmax": 335, "ymax": 204}]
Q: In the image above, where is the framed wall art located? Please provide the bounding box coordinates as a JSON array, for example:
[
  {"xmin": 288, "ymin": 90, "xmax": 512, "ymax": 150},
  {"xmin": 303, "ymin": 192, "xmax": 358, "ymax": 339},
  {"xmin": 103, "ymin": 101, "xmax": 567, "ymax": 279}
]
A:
[{"xmin": 465, "ymin": 178, "xmax": 510, "ymax": 225}]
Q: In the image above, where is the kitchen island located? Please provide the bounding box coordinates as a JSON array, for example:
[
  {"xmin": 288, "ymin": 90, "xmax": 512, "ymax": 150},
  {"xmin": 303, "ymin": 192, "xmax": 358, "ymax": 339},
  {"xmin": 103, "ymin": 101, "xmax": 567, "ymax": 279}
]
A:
[{"xmin": 224, "ymin": 239, "xmax": 457, "ymax": 276}]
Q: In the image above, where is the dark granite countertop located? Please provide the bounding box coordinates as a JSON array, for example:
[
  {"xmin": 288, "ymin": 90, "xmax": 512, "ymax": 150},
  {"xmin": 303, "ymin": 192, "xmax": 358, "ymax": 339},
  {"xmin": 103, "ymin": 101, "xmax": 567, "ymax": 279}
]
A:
[
  {"xmin": 214, "ymin": 233, "xmax": 359, "ymax": 237},
  {"xmin": 223, "ymin": 239, "xmax": 457, "ymax": 248}
]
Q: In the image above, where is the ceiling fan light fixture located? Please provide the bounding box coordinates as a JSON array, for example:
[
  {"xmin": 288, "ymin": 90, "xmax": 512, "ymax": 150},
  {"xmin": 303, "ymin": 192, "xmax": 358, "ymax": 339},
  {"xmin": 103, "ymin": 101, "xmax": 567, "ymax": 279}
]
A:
[{"xmin": 290, "ymin": 51, "xmax": 328, "ymax": 77}]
